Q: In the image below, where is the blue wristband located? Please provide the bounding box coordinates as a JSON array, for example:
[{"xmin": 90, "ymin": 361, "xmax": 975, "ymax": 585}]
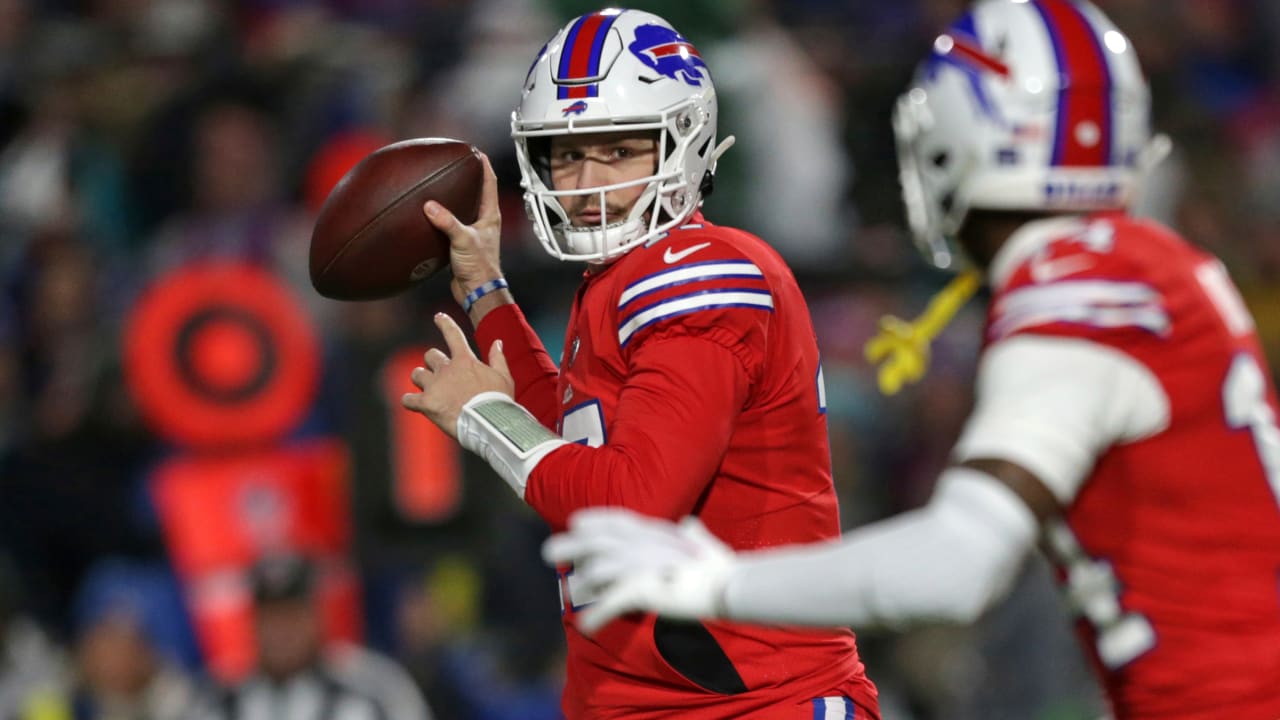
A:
[{"xmin": 462, "ymin": 278, "xmax": 509, "ymax": 313}]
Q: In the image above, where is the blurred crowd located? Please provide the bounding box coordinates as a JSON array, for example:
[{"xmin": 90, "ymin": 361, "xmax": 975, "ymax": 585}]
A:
[{"xmin": 1, "ymin": 1, "xmax": 1278, "ymax": 719}]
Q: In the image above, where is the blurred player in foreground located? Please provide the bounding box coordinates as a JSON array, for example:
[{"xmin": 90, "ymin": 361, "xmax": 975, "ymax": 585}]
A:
[
  {"xmin": 542, "ymin": 1, "xmax": 1280, "ymax": 718},
  {"xmin": 400, "ymin": 8, "xmax": 880, "ymax": 719}
]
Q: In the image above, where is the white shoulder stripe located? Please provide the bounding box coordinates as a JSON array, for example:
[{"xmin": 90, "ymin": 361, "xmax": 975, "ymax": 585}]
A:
[
  {"xmin": 618, "ymin": 260, "xmax": 762, "ymax": 309},
  {"xmin": 999, "ymin": 280, "xmax": 1158, "ymax": 309},
  {"xmin": 992, "ymin": 280, "xmax": 1169, "ymax": 339},
  {"xmin": 618, "ymin": 290, "xmax": 773, "ymax": 346}
]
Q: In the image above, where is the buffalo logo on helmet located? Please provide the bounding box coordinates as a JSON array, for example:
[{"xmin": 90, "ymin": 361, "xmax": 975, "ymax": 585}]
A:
[
  {"xmin": 562, "ymin": 100, "xmax": 589, "ymax": 116},
  {"xmin": 628, "ymin": 24, "xmax": 707, "ymax": 86}
]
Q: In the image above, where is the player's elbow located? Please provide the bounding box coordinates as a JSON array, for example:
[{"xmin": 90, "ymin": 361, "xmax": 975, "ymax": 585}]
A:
[
  {"xmin": 917, "ymin": 512, "xmax": 1029, "ymax": 624},
  {"xmin": 598, "ymin": 449, "xmax": 701, "ymax": 521},
  {"xmin": 929, "ymin": 564, "xmax": 1014, "ymax": 625},
  {"xmin": 883, "ymin": 546, "xmax": 1019, "ymax": 626}
]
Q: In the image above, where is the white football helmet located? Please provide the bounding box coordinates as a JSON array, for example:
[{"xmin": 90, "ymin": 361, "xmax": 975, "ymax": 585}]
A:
[
  {"xmin": 894, "ymin": 0, "xmax": 1163, "ymax": 269},
  {"xmin": 512, "ymin": 9, "xmax": 730, "ymax": 263}
]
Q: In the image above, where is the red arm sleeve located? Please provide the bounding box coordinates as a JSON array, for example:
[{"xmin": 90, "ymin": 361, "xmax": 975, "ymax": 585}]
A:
[
  {"xmin": 473, "ymin": 303, "xmax": 560, "ymax": 429},
  {"xmin": 524, "ymin": 333, "xmax": 751, "ymax": 529}
]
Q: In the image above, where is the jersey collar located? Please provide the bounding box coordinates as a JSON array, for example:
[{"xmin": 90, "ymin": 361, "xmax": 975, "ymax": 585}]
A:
[{"xmin": 987, "ymin": 214, "xmax": 1088, "ymax": 290}]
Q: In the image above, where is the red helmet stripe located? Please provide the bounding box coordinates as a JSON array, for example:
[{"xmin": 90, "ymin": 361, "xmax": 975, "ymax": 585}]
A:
[
  {"xmin": 566, "ymin": 13, "xmax": 606, "ymax": 80},
  {"xmin": 1034, "ymin": 0, "xmax": 1113, "ymax": 167}
]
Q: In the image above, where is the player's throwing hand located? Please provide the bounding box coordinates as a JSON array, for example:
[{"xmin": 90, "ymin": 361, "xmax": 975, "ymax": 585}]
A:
[
  {"xmin": 543, "ymin": 508, "xmax": 738, "ymax": 634},
  {"xmin": 402, "ymin": 312, "xmax": 515, "ymax": 438},
  {"xmin": 422, "ymin": 153, "xmax": 506, "ymax": 310}
]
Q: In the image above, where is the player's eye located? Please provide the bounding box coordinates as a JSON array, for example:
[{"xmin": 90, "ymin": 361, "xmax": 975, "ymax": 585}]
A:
[{"xmin": 550, "ymin": 149, "xmax": 585, "ymax": 168}]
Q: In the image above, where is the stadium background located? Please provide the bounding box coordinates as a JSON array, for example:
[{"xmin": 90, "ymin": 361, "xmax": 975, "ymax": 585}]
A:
[{"xmin": 1, "ymin": 0, "xmax": 1278, "ymax": 717}]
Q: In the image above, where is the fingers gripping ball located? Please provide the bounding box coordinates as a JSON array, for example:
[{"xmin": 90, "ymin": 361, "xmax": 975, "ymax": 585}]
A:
[{"xmin": 309, "ymin": 138, "xmax": 484, "ymax": 300}]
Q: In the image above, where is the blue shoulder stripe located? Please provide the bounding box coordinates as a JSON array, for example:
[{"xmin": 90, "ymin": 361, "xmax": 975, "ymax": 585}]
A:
[
  {"xmin": 619, "ymin": 260, "xmax": 763, "ymax": 310},
  {"xmin": 618, "ymin": 288, "xmax": 773, "ymax": 347}
]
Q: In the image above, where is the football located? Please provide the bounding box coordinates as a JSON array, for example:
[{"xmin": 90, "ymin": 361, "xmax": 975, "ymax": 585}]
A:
[{"xmin": 309, "ymin": 138, "xmax": 483, "ymax": 301}]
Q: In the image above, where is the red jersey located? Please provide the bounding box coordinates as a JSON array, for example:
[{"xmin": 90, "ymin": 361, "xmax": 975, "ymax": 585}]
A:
[
  {"xmin": 987, "ymin": 213, "xmax": 1280, "ymax": 719},
  {"xmin": 476, "ymin": 214, "xmax": 879, "ymax": 719}
]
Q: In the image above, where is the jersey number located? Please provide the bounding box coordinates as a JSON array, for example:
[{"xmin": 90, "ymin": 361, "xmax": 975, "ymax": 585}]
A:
[
  {"xmin": 1223, "ymin": 354, "xmax": 1280, "ymax": 507},
  {"xmin": 561, "ymin": 400, "xmax": 606, "ymax": 447},
  {"xmin": 1199, "ymin": 259, "xmax": 1280, "ymax": 507},
  {"xmin": 1054, "ymin": 264, "xmax": 1280, "ymax": 670}
]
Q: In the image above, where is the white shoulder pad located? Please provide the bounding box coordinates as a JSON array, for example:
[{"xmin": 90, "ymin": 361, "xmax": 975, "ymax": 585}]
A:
[{"xmin": 954, "ymin": 335, "xmax": 1170, "ymax": 504}]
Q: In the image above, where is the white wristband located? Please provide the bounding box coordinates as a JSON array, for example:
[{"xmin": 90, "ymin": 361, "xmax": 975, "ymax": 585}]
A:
[{"xmin": 456, "ymin": 391, "xmax": 567, "ymax": 499}]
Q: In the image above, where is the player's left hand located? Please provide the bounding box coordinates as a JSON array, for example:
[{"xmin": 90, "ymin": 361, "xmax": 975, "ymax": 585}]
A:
[
  {"xmin": 402, "ymin": 312, "xmax": 515, "ymax": 438},
  {"xmin": 542, "ymin": 508, "xmax": 738, "ymax": 634}
]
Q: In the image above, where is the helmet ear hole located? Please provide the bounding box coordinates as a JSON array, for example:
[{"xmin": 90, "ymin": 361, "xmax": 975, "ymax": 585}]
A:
[
  {"xmin": 699, "ymin": 170, "xmax": 714, "ymax": 199},
  {"xmin": 940, "ymin": 190, "xmax": 956, "ymax": 214},
  {"xmin": 931, "ymin": 150, "xmax": 950, "ymax": 169},
  {"xmin": 695, "ymin": 136, "xmax": 715, "ymax": 198},
  {"xmin": 528, "ymin": 137, "xmax": 552, "ymax": 184}
]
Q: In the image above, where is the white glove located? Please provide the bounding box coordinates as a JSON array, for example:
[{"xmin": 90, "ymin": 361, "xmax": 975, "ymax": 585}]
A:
[{"xmin": 542, "ymin": 508, "xmax": 737, "ymax": 634}]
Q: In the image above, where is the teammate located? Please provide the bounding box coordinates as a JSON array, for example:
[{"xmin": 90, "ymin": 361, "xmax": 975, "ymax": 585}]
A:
[
  {"xmin": 541, "ymin": 1, "xmax": 1280, "ymax": 718},
  {"xmin": 400, "ymin": 9, "xmax": 880, "ymax": 719}
]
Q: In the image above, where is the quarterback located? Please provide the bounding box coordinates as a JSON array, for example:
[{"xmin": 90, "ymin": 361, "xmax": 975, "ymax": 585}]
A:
[
  {"xmin": 401, "ymin": 8, "xmax": 879, "ymax": 720},
  {"xmin": 543, "ymin": 1, "xmax": 1280, "ymax": 719}
]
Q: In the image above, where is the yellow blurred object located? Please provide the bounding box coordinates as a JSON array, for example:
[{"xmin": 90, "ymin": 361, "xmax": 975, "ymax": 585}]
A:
[
  {"xmin": 21, "ymin": 690, "xmax": 71, "ymax": 720},
  {"xmin": 865, "ymin": 270, "xmax": 982, "ymax": 395},
  {"xmin": 426, "ymin": 555, "xmax": 482, "ymax": 635}
]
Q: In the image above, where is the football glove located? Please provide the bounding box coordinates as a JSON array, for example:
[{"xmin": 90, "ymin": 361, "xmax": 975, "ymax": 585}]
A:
[{"xmin": 542, "ymin": 508, "xmax": 736, "ymax": 634}]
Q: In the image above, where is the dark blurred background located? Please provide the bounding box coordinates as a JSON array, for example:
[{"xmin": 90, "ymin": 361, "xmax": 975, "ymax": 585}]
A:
[{"xmin": 1, "ymin": 1, "xmax": 1277, "ymax": 718}]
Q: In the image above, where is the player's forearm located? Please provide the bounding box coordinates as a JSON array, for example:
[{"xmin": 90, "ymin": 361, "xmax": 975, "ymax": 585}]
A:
[
  {"xmin": 722, "ymin": 468, "xmax": 1038, "ymax": 628},
  {"xmin": 473, "ymin": 302, "xmax": 561, "ymax": 427},
  {"xmin": 526, "ymin": 443, "xmax": 706, "ymax": 527}
]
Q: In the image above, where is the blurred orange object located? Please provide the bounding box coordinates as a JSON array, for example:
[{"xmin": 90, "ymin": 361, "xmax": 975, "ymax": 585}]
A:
[
  {"xmin": 304, "ymin": 129, "xmax": 393, "ymax": 214},
  {"xmin": 124, "ymin": 261, "xmax": 320, "ymax": 450},
  {"xmin": 151, "ymin": 439, "xmax": 359, "ymax": 681},
  {"xmin": 382, "ymin": 347, "xmax": 463, "ymax": 522}
]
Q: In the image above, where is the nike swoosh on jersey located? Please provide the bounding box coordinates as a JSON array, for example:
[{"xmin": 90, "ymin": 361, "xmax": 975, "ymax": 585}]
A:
[
  {"xmin": 663, "ymin": 242, "xmax": 712, "ymax": 264},
  {"xmin": 1030, "ymin": 254, "xmax": 1095, "ymax": 283}
]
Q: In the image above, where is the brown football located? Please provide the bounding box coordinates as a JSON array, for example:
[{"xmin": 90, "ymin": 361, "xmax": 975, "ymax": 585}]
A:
[{"xmin": 309, "ymin": 138, "xmax": 483, "ymax": 300}]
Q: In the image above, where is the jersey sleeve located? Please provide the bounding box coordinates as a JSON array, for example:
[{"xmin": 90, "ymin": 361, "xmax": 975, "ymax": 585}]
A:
[
  {"xmin": 524, "ymin": 334, "xmax": 751, "ymax": 529},
  {"xmin": 613, "ymin": 236, "xmax": 774, "ymax": 383},
  {"xmin": 473, "ymin": 302, "xmax": 560, "ymax": 430}
]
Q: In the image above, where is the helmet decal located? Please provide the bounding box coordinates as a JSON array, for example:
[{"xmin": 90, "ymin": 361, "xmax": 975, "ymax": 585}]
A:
[
  {"xmin": 1031, "ymin": 0, "xmax": 1114, "ymax": 167},
  {"xmin": 628, "ymin": 25, "xmax": 708, "ymax": 86},
  {"xmin": 932, "ymin": 11, "xmax": 1010, "ymax": 78},
  {"xmin": 555, "ymin": 10, "xmax": 623, "ymax": 99},
  {"xmin": 926, "ymin": 13, "xmax": 1008, "ymax": 122}
]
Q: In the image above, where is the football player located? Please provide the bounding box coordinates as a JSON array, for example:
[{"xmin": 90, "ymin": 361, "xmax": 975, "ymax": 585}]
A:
[
  {"xmin": 541, "ymin": 1, "xmax": 1280, "ymax": 718},
  {"xmin": 401, "ymin": 8, "xmax": 880, "ymax": 719}
]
